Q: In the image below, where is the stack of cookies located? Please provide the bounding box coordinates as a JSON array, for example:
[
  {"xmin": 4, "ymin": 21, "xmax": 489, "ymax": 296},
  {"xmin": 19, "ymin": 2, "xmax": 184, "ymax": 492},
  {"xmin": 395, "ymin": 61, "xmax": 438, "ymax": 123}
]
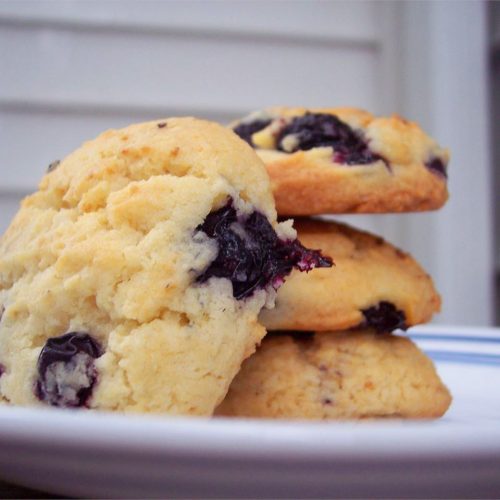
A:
[
  {"xmin": 217, "ymin": 107, "xmax": 452, "ymax": 419},
  {"xmin": 0, "ymin": 110, "xmax": 451, "ymax": 420}
]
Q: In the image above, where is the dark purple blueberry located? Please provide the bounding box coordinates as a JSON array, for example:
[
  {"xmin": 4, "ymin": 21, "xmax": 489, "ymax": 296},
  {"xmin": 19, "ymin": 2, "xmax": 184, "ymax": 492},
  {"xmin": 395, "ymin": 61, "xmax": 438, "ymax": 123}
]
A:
[
  {"xmin": 47, "ymin": 160, "xmax": 60, "ymax": 173},
  {"xmin": 157, "ymin": 122, "xmax": 167, "ymax": 129},
  {"xmin": 196, "ymin": 200, "xmax": 332, "ymax": 300},
  {"xmin": 35, "ymin": 332, "xmax": 102, "ymax": 408},
  {"xmin": 425, "ymin": 157, "xmax": 448, "ymax": 178},
  {"xmin": 361, "ymin": 301, "xmax": 407, "ymax": 333},
  {"xmin": 0, "ymin": 364, "xmax": 5, "ymax": 378},
  {"xmin": 233, "ymin": 118, "xmax": 272, "ymax": 146},
  {"xmin": 276, "ymin": 113, "xmax": 386, "ymax": 166}
]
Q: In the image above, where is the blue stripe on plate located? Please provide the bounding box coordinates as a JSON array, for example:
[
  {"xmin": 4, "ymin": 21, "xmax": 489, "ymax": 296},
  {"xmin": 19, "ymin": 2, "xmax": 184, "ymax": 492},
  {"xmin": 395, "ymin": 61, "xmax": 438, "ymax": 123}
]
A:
[
  {"xmin": 424, "ymin": 349, "xmax": 500, "ymax": 366},
  {"xmin": 409, "ymin": 333, "xmax": 500, "ymax": 344}
]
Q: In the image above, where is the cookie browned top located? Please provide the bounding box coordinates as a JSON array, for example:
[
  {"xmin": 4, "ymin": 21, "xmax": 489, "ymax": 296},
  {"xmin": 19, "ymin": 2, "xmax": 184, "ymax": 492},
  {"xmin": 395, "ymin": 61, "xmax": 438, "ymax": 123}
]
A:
[
  {"xmin": 231, "ymin": 107, "xmax": 449, "ymax": 215},
  {"xmin": 259, "ymin": 218, "xmax": 441, "ymax": 332}
]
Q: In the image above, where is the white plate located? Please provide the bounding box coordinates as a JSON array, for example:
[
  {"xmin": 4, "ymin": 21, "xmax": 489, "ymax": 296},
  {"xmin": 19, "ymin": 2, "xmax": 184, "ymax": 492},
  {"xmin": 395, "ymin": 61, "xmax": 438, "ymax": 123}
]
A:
[{"xmin": 0, "ymin": 325, "xmax": 499, "ymax": 498}]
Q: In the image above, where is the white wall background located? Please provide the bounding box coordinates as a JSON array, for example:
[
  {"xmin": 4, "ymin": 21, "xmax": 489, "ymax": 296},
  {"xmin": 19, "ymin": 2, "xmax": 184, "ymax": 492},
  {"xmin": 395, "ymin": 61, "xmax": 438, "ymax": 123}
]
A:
[
  {"xmin": 0, "ymin": 0, "xmax": 494, "ymax": 326},
  {"xmin": 490, "ymin": 1, "xmax": 500, "ymax": 324}
]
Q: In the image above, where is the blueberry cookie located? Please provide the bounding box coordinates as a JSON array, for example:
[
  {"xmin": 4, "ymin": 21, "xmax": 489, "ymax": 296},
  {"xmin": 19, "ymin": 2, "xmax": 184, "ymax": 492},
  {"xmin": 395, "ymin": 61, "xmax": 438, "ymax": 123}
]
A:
[
  {"xmin": 260, "ymin": 218, "xmax": 440, "ymax": 332},
  {"xmin": 216, "ymin": 329, "xmax": 452, "ymax": 419},
  {"xmin": 231, "ymin": 107, "xmax": 449, "ymax": 215},
  {"xmin": 0, "ymin": 117, "xmax": 331, "ymax": 415}
]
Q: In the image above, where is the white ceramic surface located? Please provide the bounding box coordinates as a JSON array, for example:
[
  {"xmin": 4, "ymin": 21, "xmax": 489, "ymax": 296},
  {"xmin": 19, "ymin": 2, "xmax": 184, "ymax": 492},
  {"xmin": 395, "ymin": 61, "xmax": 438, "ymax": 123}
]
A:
[{"xmin": 0, "ymin": 325, "xmax": 499, "ymax": 498}]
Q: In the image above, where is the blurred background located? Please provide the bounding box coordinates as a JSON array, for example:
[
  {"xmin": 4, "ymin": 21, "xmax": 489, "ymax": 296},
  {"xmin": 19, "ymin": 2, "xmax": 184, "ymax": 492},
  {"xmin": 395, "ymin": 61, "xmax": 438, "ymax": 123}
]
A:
[{"xmin": 0, "ymin": 0, "xmax": 497, "ymax": 326}]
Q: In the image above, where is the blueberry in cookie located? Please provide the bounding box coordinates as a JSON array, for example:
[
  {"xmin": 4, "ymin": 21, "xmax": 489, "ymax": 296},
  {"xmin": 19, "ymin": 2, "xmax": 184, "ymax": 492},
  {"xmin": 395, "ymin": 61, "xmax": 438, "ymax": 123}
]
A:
[
  {"xmin": 35, "ymin": 331, "xmax": 102, "ymax": 408},
  {"xmin": 196, "ymin": 200, "xmax": 331, "ymax": 300}
]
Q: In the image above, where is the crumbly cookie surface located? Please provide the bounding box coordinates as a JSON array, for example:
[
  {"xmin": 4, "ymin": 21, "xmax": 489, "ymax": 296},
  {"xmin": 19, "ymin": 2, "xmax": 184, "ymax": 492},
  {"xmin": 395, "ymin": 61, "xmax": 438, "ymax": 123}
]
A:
[
  {"xmin": 216, "ymin": 329, "xmax": 452, "ymax": 419},
  {"xmin": 231, "ymin": 107, "xmax": 449, "ymax": 215},
  {"xmin": 260, "ymin": 218, "xmax": 441, "ymax": 332},
  {"xmin": 0, "ymin": 117, "xmax": 306, "ymax": 415}
]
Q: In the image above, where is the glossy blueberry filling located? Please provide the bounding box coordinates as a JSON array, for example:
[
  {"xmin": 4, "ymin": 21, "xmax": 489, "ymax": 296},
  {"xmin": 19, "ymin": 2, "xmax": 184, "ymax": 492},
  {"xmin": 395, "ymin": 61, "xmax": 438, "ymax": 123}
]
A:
[
  {"xmin": 233, "ymin": 119, "xmax": 272, "ymax": 146},
  {"xmin": 361, "ymin": 301, "xmax": 407, "ymax": 333},
  {"xmin": 35, "ymin": 332, "xmax": 102, "ymax": 408},
  {"xmin": 196, "ymin": 201, "xmax": 332, "ymax": 300},
  {"xmin": 276, "ymin": 113, "xmax": 385, "ymax": 165}
]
